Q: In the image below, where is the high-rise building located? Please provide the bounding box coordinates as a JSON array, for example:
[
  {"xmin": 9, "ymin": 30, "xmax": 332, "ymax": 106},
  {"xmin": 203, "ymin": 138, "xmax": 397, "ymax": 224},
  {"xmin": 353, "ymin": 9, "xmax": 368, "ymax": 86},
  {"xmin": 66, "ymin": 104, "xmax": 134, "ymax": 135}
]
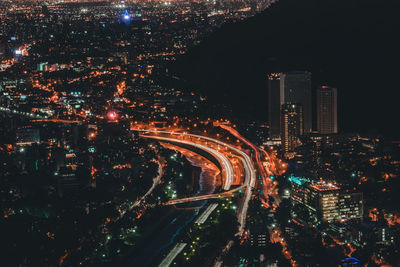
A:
[
  {"xmin": 267, "ymin": 73, "xmax": 281, "ymax": 139},
  {"xmin": 317, "ymin": 86, "xmax": 338, "ymax": 134},
  {"xmin": 280, "ymin": 71, "xmax": 312, "ymax": 133},
  {"xmin": 281, "ymin": 103, "xmax": 303, "ymax": 152}
]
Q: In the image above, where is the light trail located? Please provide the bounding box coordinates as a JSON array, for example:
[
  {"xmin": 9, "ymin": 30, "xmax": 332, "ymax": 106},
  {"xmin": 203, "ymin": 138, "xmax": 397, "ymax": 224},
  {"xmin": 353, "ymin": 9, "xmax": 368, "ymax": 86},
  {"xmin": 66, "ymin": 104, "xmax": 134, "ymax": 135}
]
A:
[
  {"xmin": 119, "ymin": 160, "xmax": 163, "ymax": 218},
  {"xmin": 32, "ymin": 118, "xmax": 82, "ymax": 124},
  {"xmin": 136, "ymin": 126, "xmax": 257, "ymax": 267},
  {"xmin": 160, "ymin": 142, "xmax": 219, "ymax": 195},
  {"xmin": 158, "ymin": 242, "xmax": 187, "ymax": 267},
  {"xmin": 137, "ymin": 160, "xmax": 163, "ymax": 202},
  {"xmin": 216, "ymin": 124, "xmax": 273, "ymax": 198},
  {"xmin": 136, "ymin": 128, "xmax": 256, "ymax": 235},
  {"xmin": 216, "ymin": 124, "xmax": 282, "ymax": 209},
  {"xmin": 141, "ymin": 135, "xmax": 234, "ymax": 190},
  {"xmin": 270, "ymin": 227, "xmax": 297, "ymax": 266},
  {"xmin": 0, "ymin": 106, "xmax": 48, "ymax": 119},
  {"xmin": 195, "ymin": 203, "xmax": 219, "ymax": 224},
  {"xmin": 164, "ymin": 186, "xmax": 244, "ymax": 205}
]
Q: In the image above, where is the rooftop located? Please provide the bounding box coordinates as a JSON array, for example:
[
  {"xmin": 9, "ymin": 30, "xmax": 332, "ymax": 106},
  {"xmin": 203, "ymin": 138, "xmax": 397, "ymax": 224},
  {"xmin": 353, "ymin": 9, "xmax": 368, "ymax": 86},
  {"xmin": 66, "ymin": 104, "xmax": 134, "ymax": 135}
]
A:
[{"xmin": 309, "ymin": 183, "xmax": 340, "ymax": 192}]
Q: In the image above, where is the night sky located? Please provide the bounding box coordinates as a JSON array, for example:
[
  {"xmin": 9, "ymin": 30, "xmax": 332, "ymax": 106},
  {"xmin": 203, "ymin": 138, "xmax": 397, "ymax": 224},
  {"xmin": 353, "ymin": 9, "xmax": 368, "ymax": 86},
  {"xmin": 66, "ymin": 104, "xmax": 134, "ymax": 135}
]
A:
[{"xmin": 173, "ymin": 0, "xmax": 400, "ymax": 138}]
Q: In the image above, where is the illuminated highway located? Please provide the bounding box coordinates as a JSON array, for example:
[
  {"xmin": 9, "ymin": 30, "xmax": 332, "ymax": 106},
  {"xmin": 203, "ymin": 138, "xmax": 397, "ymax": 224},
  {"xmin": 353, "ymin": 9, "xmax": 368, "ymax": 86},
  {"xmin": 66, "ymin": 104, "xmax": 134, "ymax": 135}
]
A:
[
  {"xmin": 0, "ymin": 106, "xmax": 48, "ymax": 119},
  {"xmin": 159, "ymin": 243, "xmax": 187, "ymax": 267},
  {"xmin": 134, "ymin": 126, "xmax": 286, "ymax": 267},
  {"xmin": 195, "ymin": 203, "xmax": 219, "ymax": 224},
  {"xmin": 164, "ymin": 185, "xmax": 245, "ymax": 205},
  {"xmin": 216, "ymin": 124, "xmax": 267, "ymax": 176},
  {"xmin": 130, "ymin": 160, "xmax": 163, "ymax": 208},
  {"xmin": 135, "ymin": 128, "xmax": 256, "ymax": 235},
  {"xmin": 141, "ymin": 135, "xmax": 235, "ymax": 190},
  {"xmin": 216, "ymin": 123, "xmax": 281, "ymax": 208}
]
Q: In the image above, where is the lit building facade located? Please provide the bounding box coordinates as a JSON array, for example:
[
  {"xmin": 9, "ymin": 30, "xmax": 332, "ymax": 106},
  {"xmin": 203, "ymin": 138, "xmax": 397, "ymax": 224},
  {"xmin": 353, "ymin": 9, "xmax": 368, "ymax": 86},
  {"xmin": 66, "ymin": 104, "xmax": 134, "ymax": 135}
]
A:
[
  {"xmin": 249, "ymin": 230, "xmax": 268, "ymax": 247},
  {"xmin": 289, "ymin": 175, "xmax": 363, "ymax": 224},
  {"xmin": 317, "ymin": 86, "xmax": 338, "ymax": 134},
  {"xmin": 280, "ymin": 71, "xmax": 312, "ymax": 133},
  {"xmin": 338, "ymin": 192, "xmax": 363, "ymax": 221},
  {"xmin": 281, "ymin": 103, "xmax": 303, "ymax": 152}
]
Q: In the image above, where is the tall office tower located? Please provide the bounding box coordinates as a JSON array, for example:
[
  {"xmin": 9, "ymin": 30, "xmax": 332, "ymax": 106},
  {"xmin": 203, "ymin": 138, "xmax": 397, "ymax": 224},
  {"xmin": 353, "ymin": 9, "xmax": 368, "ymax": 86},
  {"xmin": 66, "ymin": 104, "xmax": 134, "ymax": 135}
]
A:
[
  {"xmin": 280, "ymin": 71, "xmax": 312, "ymax": 133},
  {"xmin": 281, "ymin": 103, "xmax": 303, "ymax": 152},
  {"xmin": 317, "ymin": 86, "xmax": 338, "ymax": 134},
  {"xmin": 267, "ymin": 73, "xmax": 281, "ymax": 139}
]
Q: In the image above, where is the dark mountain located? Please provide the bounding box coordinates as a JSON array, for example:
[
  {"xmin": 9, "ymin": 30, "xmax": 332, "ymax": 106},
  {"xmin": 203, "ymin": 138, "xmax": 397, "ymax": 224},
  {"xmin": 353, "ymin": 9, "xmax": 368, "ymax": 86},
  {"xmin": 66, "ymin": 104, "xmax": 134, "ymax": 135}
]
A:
[{"xmin": 171, "ymin": 0, "xmax": 400, "ymax": 137}]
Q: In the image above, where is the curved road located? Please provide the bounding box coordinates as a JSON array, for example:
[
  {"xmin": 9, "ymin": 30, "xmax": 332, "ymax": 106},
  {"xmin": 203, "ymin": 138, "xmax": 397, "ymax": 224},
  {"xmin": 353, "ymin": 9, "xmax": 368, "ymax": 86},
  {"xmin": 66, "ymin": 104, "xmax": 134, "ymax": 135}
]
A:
[
  {"xmin": 136, "ymin": 128, "xmax": 256, "ymax": 235},
  {"xmin": 141, "ymin": 135, "xmax": 234, "ymax": 190}
]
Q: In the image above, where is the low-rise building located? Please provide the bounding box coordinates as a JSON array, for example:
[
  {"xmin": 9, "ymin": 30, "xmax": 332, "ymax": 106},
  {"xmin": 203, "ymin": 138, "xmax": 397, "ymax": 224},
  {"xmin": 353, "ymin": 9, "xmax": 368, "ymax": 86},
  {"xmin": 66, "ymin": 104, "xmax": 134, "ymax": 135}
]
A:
[{"xmin": 289, "ymin": 175, "xmax": 363, "ymax": 224}]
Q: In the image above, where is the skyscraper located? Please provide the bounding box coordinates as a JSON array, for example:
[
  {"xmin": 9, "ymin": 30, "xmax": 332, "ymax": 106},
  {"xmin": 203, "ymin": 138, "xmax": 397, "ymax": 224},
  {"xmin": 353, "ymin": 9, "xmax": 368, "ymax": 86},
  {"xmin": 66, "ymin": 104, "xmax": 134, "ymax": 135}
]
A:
[
  {"xmin": 281, "ymin": 103, "xmax": 303, "ymax": 152},
  {"xmin": 317, "ymin": 86, "xmax": 338, "ymax": 134},
  {"xmin": 267, "ymin": 73, "xmax": 281, "ymax": 139},
  {"xmin": 280, "ymin": 71, "xmax": 312, "ymax": 133}
]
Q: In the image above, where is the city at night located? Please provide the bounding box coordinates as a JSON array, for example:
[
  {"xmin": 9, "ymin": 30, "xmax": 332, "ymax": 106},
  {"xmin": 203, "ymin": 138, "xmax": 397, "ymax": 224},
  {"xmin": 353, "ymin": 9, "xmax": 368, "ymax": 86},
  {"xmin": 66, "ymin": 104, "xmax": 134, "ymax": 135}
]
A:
[{"xmin": 0, "ymin": 0, "xmax": 399, "ymax": 266}]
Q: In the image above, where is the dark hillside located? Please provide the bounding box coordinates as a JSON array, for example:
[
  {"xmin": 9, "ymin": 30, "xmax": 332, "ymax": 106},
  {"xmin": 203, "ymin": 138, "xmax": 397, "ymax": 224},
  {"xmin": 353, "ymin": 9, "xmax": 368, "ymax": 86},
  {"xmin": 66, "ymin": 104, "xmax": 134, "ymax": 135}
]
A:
[{"xmin": 171, "ymin": 0, "xmax": 400, "ymax": 137}]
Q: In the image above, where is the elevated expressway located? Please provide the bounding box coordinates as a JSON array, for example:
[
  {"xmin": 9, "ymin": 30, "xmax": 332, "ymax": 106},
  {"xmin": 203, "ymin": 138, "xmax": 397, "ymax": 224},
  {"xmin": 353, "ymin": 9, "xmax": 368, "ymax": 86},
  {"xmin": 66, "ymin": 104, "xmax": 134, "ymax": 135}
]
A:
[
  {"xmin": 141, "ymin": 135, "xmax": 234, "ymax": 191},
  {"xmin": 216, "ymin": 124, "xmax": 281, "ymax": 208},
  {"xmin": 135, "ymin": 129, "xmax": 256, "ymax": 235}
]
